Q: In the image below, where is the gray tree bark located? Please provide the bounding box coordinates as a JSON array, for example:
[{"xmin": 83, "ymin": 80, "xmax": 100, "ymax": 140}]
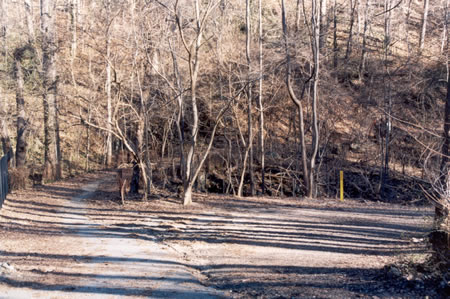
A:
[
  {"xmin": 438, "ymin": 70, "xmax": 450, "ymax": 229},
  {"xmin": 282, "ymin": 0, "xmax": 321, "ymax": 198},
  {"xmin": 310, "ymin": 0, "xmax": 321, "ymax": 197},
  {"xmin": 319, "ymin": 0, "xmax": 328, "ymax": 51},
  {"xmin": 358, "ymin": 0, "xmax": 371, "ymax": 79},
  {"xmin": 258, "ymin": 0, "xmax": 265, "ymax": 195},
  {"xmin": 105, "ymin": 0, "xmax": 113, "ymax": 167},
  {"xmin": 441, "ymin": 0, "xmax": 449, "ymax": 54},
  {"xmin": 0, "ymin": 0, "xmax": 11, "ymax": 160},
  {"xmin": 14, "ymin": 48, "xmax": 27, "ymax": 167},
  {"xmin": 24, "ymin": 0, "xmax": 35, "ymax": 43},
  {"xmin": 41, "ymin": 0, "xmax": 60, "ymax": 181},
  {"xmin": 419, "ymin": 0, "xmax": 429, "ymax": 51},
  {"xmin": 333, "ymin": 0, "xmax": 338, "ymax": 68},
  {"xmin": 345, "ymin": 0, "xmax": 358, "ymax": 60}
]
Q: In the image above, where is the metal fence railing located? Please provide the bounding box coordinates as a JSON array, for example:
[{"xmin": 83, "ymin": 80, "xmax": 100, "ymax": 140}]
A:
[{"xmin": 0, "ymin": 155, "xmax": 9, "ymax": 209}]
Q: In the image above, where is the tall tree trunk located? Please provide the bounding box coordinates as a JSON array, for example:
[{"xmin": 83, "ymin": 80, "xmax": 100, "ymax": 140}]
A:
[
  {"xmin": 405, "ymin": 0, "xmax": 412, "ymax": 58},
  {"xmin": 246, "ymin": 0, "xmax": 255, "ymax": 196},
  {"xmin": 14, "ymin": 49, "xmax": 26, "ymax": 168},
  {"xmin": 41, "ymin": 0, "xmax": 59, "ymax": 181},
  {"xmin": 358, "ymin": 0, "xmax": 370, "ymax": 79},
  {"xmin": 441, "ymin": 0, "xmax": 449, "ymax": 55},
  {"xmin": 105, "ymin": 0, "xmax": 112, "ymax": 167},
  {"xmin": 345, "ymin": 0, "xmax": 358, "ymax": 60},
  {"xmin": 296, "ymin": 0, "xmax": 302, "ymax": 32},
  {"xmin": 309, "ymin": 0, "xmax": 321, "ymax": 198},
  {"xmin": 380, "ymin": 0, "xmax": 392, "ymax": 197},
  {"xmin": 169, "ymin": 41, "xmax": 186, "ymax": 184},
  {"xmin": 333, "ymin": 0, "xmax": 338, "ymax": 68},
  {"xmin": 177, "ymin": 0, "xmax": 204, "ymax": 205},
  {"xmin": 281, "ymin": 0, "xmax": 310, "ymax": 196},
  {"xmin": 85, "ymin": 106, "xmax": 91, "ymax": 171},
  {"xmin": 70, "ymin": 0, "xmax": 77, "ymax": 86},
  {"xmin": 0, "ymin": 0, "xmax": 10, "ymax": 160},
  {"xmin": 176, "ymin": 0, "xmax": 234, "ymax": 205},
  {"xmin": 418, "ymin": 0, "xmax": 429, "ymax": 52},
  {"xmin": 439, "ymin": 50, "xmax": 450, "ymax": 227},
  {"xmin": 258, "ymin": 0, "xmax": 265, "ymax": 195}
]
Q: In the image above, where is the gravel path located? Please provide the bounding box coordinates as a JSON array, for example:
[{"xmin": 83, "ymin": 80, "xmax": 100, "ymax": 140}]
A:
[
  {"xmin": 0, "ymin": 172, "xmax": 436, "ymax": 298},
  {"xmin": 0, "ymin": 175, "xmax": 225, "ymax": 298}
]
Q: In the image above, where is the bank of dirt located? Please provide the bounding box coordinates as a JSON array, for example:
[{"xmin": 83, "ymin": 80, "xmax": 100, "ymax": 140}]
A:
[{"xmin": 0, "ymin": 171, "xmax": 437, "ymax": 298}]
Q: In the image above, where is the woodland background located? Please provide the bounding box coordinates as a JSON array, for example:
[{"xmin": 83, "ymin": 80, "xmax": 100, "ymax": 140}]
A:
[{"xmin": 0, "ymin": 0, "xmax": 448, "ymax": 215}]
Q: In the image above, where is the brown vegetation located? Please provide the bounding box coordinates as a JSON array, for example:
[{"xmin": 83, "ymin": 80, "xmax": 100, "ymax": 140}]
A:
[{"xmin": 0, "ymin": 0, "xmax": 449, "ymax": 275}]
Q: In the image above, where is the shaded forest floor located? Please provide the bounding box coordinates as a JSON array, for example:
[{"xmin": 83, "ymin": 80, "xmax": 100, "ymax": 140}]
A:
[{"xmin": 0, "ymin": 171, "xmax": 440, "ymax": 298}]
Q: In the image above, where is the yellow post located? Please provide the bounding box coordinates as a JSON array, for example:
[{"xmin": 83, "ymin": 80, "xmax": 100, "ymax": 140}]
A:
[{"xmin": 340, "ymin": 170, "xmax": 344, "ymax": 202}]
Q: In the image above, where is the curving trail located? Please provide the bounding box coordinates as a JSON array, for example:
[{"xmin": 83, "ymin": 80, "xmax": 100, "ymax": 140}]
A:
[{"xmin": 0, "ymin": 174, "xmax": 224, "ymax": 298}]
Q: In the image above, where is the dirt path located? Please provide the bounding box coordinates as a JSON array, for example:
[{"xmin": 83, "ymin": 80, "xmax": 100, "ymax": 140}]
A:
[
  {"xmin": 0, "ymin": 172, "xmax": 436, "ymax": 298},
  {"xmin": 0, "ymin": 173, "xmax": 225, "ymax": 298}
]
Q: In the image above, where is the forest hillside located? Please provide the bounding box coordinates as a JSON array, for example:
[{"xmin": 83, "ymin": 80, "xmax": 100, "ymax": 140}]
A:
[
  {"xmin": 0, "ymin": 0, "xmax": 449, "ymax": 297},
  {"xmin": 0, "ymin": 0, "xmax": 448, "ymax": 209}
]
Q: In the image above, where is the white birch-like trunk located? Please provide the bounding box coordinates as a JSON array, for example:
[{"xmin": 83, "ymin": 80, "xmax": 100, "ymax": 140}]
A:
[
  {"xmin": 24, "ymin": 0, "xmax": 35, "ymax": 43},
  {"xmin": 419, "ymin": 0, "xmax": 429, "ymax": 51},
  {"xmin": 105, "ymin": 0, "xmax": 112, "ymax": 167},
  {"xmin": 258, "ymin": 0, "xmax": 265, "ymax": 195}
]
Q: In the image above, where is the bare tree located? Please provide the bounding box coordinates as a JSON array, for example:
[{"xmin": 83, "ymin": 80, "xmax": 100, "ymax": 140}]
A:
[
  {"xmin": 258, "ymin": 0, "xmax": 265, "ymax": 195},
  {"xmin": 174, "ymin": 0, "xmax": 219, "ymax": 205},
  {"xmin": 282, "ymin": 0, "xmax": 321, "ymax": 198},
  {"xmin": 41, "ymin": 0, "xmax": 61, "ymax": 180},
  {"xmin": 247, "ymin": 0, "xmax": 255, "ymax": 196},
  {"xmin": 105, "ymin": 0, "xmax": 113, "ymax": 167},
  {"xmin": 238, "ymin": 0, "xmax": 255, "ymax": 197},
  {"xmin": 13, "ymin": 46, "xmax": 31, "ymax": 168}
]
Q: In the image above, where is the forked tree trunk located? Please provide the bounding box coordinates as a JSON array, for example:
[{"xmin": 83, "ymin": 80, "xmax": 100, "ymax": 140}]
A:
[
  {"xmin": 282, "ymin": 0, "xmax": 320, "ymax": 198},
  {"xmin": 175, "ymin": 0, "xmax": 205, "ymax": 205}
]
